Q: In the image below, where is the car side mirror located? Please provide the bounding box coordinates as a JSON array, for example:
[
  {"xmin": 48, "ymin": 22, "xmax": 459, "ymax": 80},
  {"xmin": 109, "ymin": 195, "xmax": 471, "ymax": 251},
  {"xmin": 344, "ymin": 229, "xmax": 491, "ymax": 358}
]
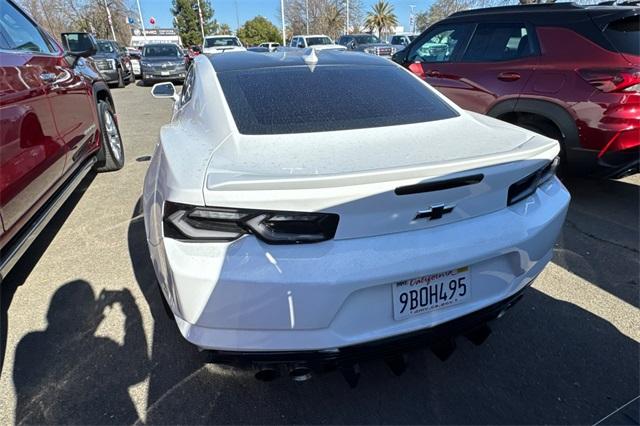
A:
[
  {"xmin": 60, "ymin": 32, "xmax": 97, "ymax": 65},
  {"xmin": 349, "ymin": 41, "xmax": 356, "ymax": 49},
  {"xmin": 151, "ymin": 82, "xmax": 179, "ymax": 102}
]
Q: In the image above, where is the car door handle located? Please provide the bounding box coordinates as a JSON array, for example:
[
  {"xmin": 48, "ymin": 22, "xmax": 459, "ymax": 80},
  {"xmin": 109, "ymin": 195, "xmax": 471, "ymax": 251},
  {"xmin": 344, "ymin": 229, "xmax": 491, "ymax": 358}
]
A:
[
  {"xmin": 425, "ymin": 70, "xmax": 441, "ymax": 77},
  {"xmin": 497, "ymin": 72, "xmax": 521, "ymax": 82}
]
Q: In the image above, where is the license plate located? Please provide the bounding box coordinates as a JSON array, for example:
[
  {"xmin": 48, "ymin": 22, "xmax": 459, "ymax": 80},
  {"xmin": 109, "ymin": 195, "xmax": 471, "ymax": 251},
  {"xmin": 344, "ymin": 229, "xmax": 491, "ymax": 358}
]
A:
[
  {"xmin": 392, "ymin": 267, "xmax": 471, "ymax": 320},
  {"xmin": 161, "ymin": 71, "xmax": 170, "ymax": 76}
]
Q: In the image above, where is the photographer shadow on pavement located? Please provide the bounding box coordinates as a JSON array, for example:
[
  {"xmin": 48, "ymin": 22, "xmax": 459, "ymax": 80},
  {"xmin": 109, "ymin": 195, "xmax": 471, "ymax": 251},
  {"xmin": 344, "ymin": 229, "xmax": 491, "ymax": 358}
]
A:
[{"xmin": 12, "ymin": 280, "xmax": 149, "ymax": 425}]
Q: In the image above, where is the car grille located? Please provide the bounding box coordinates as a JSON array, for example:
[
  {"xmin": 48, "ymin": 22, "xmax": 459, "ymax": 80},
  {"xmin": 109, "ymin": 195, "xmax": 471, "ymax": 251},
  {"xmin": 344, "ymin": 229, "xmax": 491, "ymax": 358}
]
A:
[
  {"xmin": 95, "ymin": 60, "xmax": 114, "ymax": 71},
  {"xmin": 374, "ymin": 46, "xmax": 394, "ymax": 56},
  {"xmin": 149, "ymin": 64, "xmax": 183, "ymax": 72}
]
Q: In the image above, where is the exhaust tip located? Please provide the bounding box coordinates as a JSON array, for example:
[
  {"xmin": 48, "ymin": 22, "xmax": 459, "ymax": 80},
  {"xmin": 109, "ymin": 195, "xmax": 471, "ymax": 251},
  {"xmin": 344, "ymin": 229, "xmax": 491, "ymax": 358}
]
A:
[
  {"xmin": 289, "ymin": 366, "xmax": 313, "ymax": 382},
  {"xmin": 255, "ymin": 368, "xmax": 280, "ymax": 382}
]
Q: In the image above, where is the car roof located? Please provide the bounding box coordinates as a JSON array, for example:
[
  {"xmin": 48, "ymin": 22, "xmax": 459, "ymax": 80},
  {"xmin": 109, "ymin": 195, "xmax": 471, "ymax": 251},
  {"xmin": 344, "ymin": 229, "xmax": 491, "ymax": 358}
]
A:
[
  {"xmin": 143, "ymin": 43, "xmax": 179, "ymax": 47},
  {"xmin": 204, "ymin": 35, "xmax": 238, "ymax": 38},
  {"xmin": 208, "ymin": 49, "xmax": 393, "ymax": 73},
  {"xmin": 446, "ymin": 2, "xmax": 638, "ymax": 23},
  {"xmin": 295, "ymin": 34, "xmax": 331, "ymax": 38}
]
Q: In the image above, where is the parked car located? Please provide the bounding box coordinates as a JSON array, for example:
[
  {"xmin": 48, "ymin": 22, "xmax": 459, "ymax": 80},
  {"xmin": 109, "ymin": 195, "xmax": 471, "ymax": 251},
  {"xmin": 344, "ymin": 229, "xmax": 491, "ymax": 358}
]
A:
[
  {"xmin": 289, "ymin": 34, "xmax": 347, "ymax": 50},
  {"xmin": 393, "ymin": 3, "xmax": 640, "ymax": 178},
  {"xmin": 91, "ymin": 39, "xmax": 135, "ymax": 88},
  {"xmin": 0, "ymin": 1, "xmax": 125, "ymax": 283},
  {"xmin": 140, "ymin": 43, "xmax": 187, "ymax": 86},
  {"xmin": 258, "ymin": 42, "xmax": 280, "ymax": 52},
  {"xmin": 389, "ymin": 33, "xmax": 418, "ymax": 47},
  {"xmin": 126, "ymin": 46, "xmax": 142, "ymax": 77},
  {"xmin": 202, "ymin": 35, "xmax": 245, "ymax": 54},
  {"xmin": 247, "ymin": 47, "xmax": 270, "ymax": 53},
  {"xmin": 144, "ymin": 50, "xmax": 569, "ymax": 384},
  {"xmin": 337, "ymin": 34, "xmax": 397, "ymax": 58}
]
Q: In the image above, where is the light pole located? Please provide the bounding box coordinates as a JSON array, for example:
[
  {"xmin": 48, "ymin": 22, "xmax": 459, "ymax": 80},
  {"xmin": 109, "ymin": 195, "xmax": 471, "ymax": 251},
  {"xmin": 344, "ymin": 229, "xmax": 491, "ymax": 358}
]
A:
[
  {"xmin": 196, "ymin": 0, "xmax": 206, "ymax": 41},
  {"xmin": 305, "ymin": 0, "xmax": 309, "ymax": 35},
  {"xmin": 135, "ymin": 0, "xmax": 146, "ymax": 40},
  {"xmin": 103, "ymin": 0, "xmax": 117, "ymax": 40},
  {"xmin": 409, "ymin": 4, "xmax": 416, "ymax": 33},
  {"xmin": 345, "ymin": 0, "xmax": 349, "ymax": 34},
  {"xmin": 281, "ymin": 0, "xmax": 286, "ymax": 46},
  {"xmin": 235, "ymin": 0, "xmax": 240, "ymax": 33}
]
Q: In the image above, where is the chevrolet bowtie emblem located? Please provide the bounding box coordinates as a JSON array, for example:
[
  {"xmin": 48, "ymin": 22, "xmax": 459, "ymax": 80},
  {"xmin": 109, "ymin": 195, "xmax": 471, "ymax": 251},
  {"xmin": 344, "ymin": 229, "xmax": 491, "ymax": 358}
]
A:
[{"xmin": 414, "ymin": 204, "xmax": 455, "ymax": 220}]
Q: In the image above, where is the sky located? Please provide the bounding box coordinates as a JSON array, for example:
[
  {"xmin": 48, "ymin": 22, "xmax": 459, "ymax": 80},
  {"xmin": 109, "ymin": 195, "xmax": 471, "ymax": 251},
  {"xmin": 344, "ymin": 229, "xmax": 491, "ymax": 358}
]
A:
[{"xmin": 136, "ymin": 0, "xmax": 432, "ymax": 33}]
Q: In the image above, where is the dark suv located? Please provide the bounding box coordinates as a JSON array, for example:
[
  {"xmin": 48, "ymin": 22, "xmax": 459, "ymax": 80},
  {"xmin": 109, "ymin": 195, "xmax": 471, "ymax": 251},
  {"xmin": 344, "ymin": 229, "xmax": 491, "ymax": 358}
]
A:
[
  {"xmin": 0, "ymin": 1, "xmax": 125, "ymax": 282},
  {"xmin": 91, "ymin": 39, "xmax": 135, "ymax": 88},
  {"xmin": 337, "ymin": 34, "xmax": 397, "ymax": 58},
  {"xmin": 393, "ymin": 3, "xmax": 639, "ymax": 178}
]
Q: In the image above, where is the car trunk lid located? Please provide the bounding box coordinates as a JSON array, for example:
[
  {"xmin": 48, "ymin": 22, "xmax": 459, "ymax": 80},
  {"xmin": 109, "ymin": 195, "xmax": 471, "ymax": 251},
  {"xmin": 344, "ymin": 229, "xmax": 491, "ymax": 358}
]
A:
[{"xmin": 203, "ymin": 114, "xmax": 559, "ymax": 239}]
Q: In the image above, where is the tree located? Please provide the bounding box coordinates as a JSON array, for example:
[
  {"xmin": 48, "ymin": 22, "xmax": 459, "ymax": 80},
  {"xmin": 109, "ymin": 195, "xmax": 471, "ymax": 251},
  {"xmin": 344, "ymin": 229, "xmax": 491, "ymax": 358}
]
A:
[
  {"xmin": 171, "ymin": 0, "xmax": 218, "ymax": 47},
  {"xmin": 364, "ymin": 0, "xmax": 398, "ymax": 38},
  {"xmin": 236, "ymin": 16, "xmax": 281, "ymax": 46},
  {"xmin": 421, "ymin": 0, "xmax": 470, "ymax": 29},
  {"xmin": 282, "ymin": 0, "xmax": 365, "ymax": 41},
  {"xmin": 218, "ymin": 23, "xmax": 232, "ymax": 35},
  {"xmin": 20, "ymin": 0, "xmax": 135, "ymax": 44}
]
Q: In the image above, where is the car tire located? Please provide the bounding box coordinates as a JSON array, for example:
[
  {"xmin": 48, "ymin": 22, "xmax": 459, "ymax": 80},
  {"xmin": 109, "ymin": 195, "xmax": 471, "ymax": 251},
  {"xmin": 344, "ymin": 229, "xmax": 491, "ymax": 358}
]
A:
[
  {"xmin": 518, "ymin": 118, "xmax": 567, "ymax": 176},
  {"xmin": 116, "ymin": 68, "xmax": 125, "ymax": 88},
  {"xmin": 95, "ymin": 100, "xmax": 125, "ymax": 172}
]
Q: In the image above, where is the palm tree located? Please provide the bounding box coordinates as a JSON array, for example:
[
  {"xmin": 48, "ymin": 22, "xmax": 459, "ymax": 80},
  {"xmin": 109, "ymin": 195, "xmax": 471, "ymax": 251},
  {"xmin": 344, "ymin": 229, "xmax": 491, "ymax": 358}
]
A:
[{"xmin": 364, "ymin": 0, "xmax": 398, "ymax": 39}]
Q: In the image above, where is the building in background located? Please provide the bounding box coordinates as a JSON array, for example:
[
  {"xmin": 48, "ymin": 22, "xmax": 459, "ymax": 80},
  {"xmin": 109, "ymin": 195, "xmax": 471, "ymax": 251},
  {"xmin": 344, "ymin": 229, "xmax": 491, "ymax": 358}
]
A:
[{"xmin": 129, "ymin": 28, "xmax": 182, "ymax": 47}]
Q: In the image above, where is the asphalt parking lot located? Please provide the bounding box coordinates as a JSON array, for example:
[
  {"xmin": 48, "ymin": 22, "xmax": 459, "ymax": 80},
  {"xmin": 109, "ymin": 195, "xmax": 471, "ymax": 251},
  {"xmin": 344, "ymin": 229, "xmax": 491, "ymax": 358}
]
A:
[{"xmin": 1, "ymin": 82, "xmax": 638, "ymax": 425}]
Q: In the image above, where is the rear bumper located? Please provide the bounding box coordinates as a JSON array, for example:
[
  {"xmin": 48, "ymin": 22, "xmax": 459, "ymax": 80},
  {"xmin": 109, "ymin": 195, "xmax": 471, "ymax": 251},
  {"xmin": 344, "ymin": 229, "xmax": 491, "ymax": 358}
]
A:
[
  {"xmin": 146, "ymin": 177, "xmax": 570, "ymax": 353},
  {"xmin": 206, "ymin": 283, "xmax": 528, "ymax": 366},
  {"xmin": 596, "ymin": 147, "xmax": 639, "ymax": 179}
]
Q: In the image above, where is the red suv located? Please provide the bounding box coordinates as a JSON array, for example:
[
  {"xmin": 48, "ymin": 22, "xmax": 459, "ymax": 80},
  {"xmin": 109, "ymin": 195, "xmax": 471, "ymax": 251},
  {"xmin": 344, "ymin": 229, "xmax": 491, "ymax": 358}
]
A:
[
  {"xmin": 393, "ymin": 3, "xmax": 639, "ymax": 178},
  {"xmin": 0, "ymin": 0, "xmax": 125, "ymax": 281}
]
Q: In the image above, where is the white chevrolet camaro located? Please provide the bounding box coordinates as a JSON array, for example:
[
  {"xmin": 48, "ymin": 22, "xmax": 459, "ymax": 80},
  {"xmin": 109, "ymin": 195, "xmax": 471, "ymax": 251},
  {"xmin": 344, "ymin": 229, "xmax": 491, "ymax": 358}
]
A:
[{"xmin": 144, "ymin": 49, "xmax": 570, "ymax": 382}]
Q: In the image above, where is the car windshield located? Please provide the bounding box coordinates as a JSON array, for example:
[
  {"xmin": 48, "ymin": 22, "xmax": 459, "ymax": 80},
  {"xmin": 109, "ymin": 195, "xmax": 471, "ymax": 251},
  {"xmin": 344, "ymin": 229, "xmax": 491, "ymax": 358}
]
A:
[
  {"xmin": 205, "ymin": 37, "xmax": 241, "ymax": 47},
  {"xmin": 97, "ymin": 41, "xmax": 114, "ymax": 53},
  {"xmin": 143, "ymin": 45, "xmax": 181, "ymax": 57},
  {"xmin": 355, "ymin": 35, "xmax": 381, "ymax": 44},
  {"xmin": 604, "ymin": 15, "xmax": 639, "ymax": 56},
  {"xmin": 217, "ymin": 65, "xmax": 458, "ymax": 135},
  {"xmin": 306, "ymin": 37, "xmax": 332, "ymax": 46}
]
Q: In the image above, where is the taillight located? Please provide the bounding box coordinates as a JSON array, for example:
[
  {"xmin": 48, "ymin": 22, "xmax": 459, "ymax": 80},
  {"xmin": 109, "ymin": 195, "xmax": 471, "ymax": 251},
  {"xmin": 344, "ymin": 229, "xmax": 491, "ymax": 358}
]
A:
[
  {"xmin": 578, "ymin": 68, "xmax": 640, "ymax": 93},
  {"xmin": 408, "ymin": 62, "xmax": 426, "ymax": 79},
  {"xmin": 507, "ymin": 158, "xmax": 559, "ymax": 206},
  {"xmin": 163, "ymin": 202, "xmax": 339, "ymax": 244}
]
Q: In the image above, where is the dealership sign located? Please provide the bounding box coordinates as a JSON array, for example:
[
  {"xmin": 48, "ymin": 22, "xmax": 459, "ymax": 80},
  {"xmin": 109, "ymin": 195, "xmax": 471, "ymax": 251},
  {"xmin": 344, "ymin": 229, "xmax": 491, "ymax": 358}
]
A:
[{"xmin": 130, "ymin": 28, "xmax": 178, "ymax": 36}]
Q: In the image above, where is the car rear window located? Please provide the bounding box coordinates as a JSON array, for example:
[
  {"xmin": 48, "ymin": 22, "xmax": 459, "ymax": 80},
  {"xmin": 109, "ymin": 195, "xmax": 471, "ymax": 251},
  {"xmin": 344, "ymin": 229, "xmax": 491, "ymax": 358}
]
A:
[
  {"xmin": 603, "ymin": 15, "xmax": 639, "ymax": 56},
  {"xmin": 306, "ymin": 37, "xmax": 333, "ymax": 46},
  {"xmin": 217, "ymin": 65, "xmax": 459, "ymax": 135},
  {"xmin": 205, "ymin": 37, "xmax": 241, "ymax": 47}
]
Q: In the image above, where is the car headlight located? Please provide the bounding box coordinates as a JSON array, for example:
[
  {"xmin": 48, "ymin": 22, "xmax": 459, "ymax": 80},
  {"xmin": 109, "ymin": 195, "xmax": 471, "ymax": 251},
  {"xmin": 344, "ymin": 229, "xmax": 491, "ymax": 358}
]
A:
[
  {"xmin": 364, "ymin": 47, "xmax": 376, "ymax": 54},
  {"xmin": 163, "ymin": 202, "xmax": 339, "ymax": 244},
  {"xmin": 507, "ymin": 157, "xmax": 560, "ymax": 206},
  {"xmin": 106, "ymin": 58, "xmax": 116, "ymax": 69},
  {"xmin": 141, "ymin": 61, "xmax": 151, "ymax": 69}
]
